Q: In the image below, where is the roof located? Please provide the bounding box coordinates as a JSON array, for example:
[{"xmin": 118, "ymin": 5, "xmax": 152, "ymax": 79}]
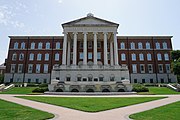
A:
[{"xmin": 62, "ymin": 13, "xmax": 119, "ymax": 28}]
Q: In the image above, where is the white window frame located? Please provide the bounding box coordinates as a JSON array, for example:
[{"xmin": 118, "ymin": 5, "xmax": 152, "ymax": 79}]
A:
[
  {"xmin": 12, "ymin": 53, "xmax": 17, "ymax": 61},
  {"xmin": 121, "ymin": 53, "xmax": 126, "ymax": 61},
  {"xmin": 132, "ymin": 53, "xmax": 136, "ymax": 61},
  {"xmin": 45, "ymin": 53, "xmax": 49, "ymax": 61},
  {"xmin": 139, "ymin": 53, "xmax": 144, "ymax": 61},
  {"xmin": 164, "ymin": 53, "xmax": 169, "ymax": 61},
  {"xmin": 165, "ymin": 64, "xmax": 170, "ymax": 73},
  {"xmin": 56, "ymin": 42, "xmax": 60, "ymax": 49},
  {"xmin": 120, "ymin": 42, "xmax": 125, "ymax": 49},
  {"xmin": 146, "ymin": 42, "xmax": 150, "ymax": 49},
  {"xmin": 140, "ymin": 64, "xmax": 145, "ymax": 73},
  {"xmin": 130, "ymin": 42, "xmax": 135, "ymax": 49},
  {"xmin": 80, "ymin": 52, "xmax": 83, "ymax": 59},
  {"xmin": 55, "ymin": 53, "xmax": 59, "ymax": 61},
  {"xmin": 163, "ymin": 42, "xmax": 167, "ymax": 49},
  {"xmin": 46, "ymin": 42, "xmax": 50, "ymax": 49},
  {"xmin": 97, "ymin": 52, "xmax": 101, "ymax": 60},
  {"xmin": 21, "ymin": 42, "xmax": 25, "ymax": 49},
  {"xmin": 88, "ymin": 52, "xmax": 92, "ymax": 59},
  {"xmin": 157, "ymin": 53, "xmax": 162, "ymax": 61},
  {"xmin": 28, "ymin": 64, "xmax": 33, "ymax": 73},
  {"xmin": 14, "ymin": 42, "xmax": 18, "ymax": 49},
  {"xmin": 147, "ymin": 53, "xmax": 152, "ymax": 61},
  {"xmin": 132, "ymin": 64, "xmax": 137, "ymax": 73},
  {"xmin": 37, "ymin": 53, "xmax": 42, "ymax": 61},
  {"xmin": 31, "ymin": 42, "xmax": 35, "ymax": 49},
  {"xmin": 158, "ymin": 64, "xmax": 163, "ymax": 73},
  {"xmin": 156, "ymin": 42, "xmax": 160, "ymax": 49},
  {"xmin": 10, "ymin": 64, "xmax": 16, "ymax": 73},
  {"xmin": 138, "ymin": 42, "xmax": 143, "ymax": 49},
  {"xmin": 38, "ymin": 42, "xmax": 43, "ymax": 49},
  {"xmin": 29, "ymin": 53, "xmax": 34, "ymax": 61},
  {"xmin": 148, "ymin": 64, "xmax": 153, "ymax": 73},
  {"xmin": 18, "ymin": 64, "xmax": 23, "ymax": 73},
  {"xmin": 19, "ymin": 53, "xmax": 24, "ymax": 61},
  {"xmin": 36, "ymin": 64, "xmax": 41, "ymax": 73},
  {"xmin": 44, "ymin": 64, "xmax": 49, "ymax": 73}
]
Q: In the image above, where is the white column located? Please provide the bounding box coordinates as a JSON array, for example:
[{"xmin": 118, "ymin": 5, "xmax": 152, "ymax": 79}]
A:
[
  {"xmin": 110, "ymin": 40, "xmax": 114, "ymax": 66},
  {"xmin": 83, "ymin": 32, "xmax": 87, "ymax": 65},
  {"xmin": 93, "ymin": 32, "xmax": 97, "ymax": 65},
  {"xmin": 67, "ymin": 40, "xmax": 71, "ymax": 66},
  {"xmin": 103, "ymin": 32, "xmax": 108, "ymax": 65},
  {"xmin": 73, "ymin": 32, "xmax": 77, "ymax": 65},
  {"xmin": 113, "ymin": 32, "xmax": 119, "ymax": 65},
  {"xmin": 62, "ymin": 32, "xmax": 67, "ymax": 65}
]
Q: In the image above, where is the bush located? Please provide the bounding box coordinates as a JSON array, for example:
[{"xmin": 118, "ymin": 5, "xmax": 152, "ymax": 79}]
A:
[
  {"xmin": 27, "ymin": 83, "xmax": 39, "ymax": 87},
  {"xmin": 0, "ymin": 74, "xmax": 4, "ymax": 84},
  {"xmin": 39, "ymin": 83, "xmax": 48, "ymax": 88},
  {"xmin": 32, "ymin": 87, "xmax": 48, "ymax": 93},
  {"xmin": 132, "ymin": 84, "xmax": 149, "ymax": 92}
]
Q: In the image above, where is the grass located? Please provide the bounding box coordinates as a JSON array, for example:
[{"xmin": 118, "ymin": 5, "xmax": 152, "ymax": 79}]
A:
[
  {"xmin": 138, "ymin": 87, "xmax": 180, "ymax": 95},
  {"xmin": 129, "ymin": 101, "xmax": 180, "ymax": 120},
  {"xmin": 18, "ymin": 96, "xmax": 165, "ymax": 112},
  {"xmin": 0, "ymin": 87, "xmax": 37, "ymax": 94},
  {"xmin": 0, "ymin": 99, "xmax": 54, "ymax": 120}
]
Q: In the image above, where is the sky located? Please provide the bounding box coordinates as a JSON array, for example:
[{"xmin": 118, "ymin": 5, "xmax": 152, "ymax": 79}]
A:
[{"xmin": 0, "ymin": 0, "xmax": 180, "ymax": 64}]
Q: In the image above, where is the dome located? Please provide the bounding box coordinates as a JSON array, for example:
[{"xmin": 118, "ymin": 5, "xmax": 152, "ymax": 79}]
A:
[{"xmin": 87, "ymin": 13, "xmax": 94, "ymax": 17}]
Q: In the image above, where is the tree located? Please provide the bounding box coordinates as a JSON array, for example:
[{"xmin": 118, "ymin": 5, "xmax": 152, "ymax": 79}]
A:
[
  {"xmin": 171, "ymin": 50, "xmax": 180, "ymax": 83},
  {"xmin": 0, "ymin": 74, "xmax": 4, "ymax": 84}
]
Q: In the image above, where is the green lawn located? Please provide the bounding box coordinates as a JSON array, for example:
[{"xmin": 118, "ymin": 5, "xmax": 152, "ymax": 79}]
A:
[
  {"xmin": 18, "ymin": 96, "xmax": 165, "ymax": 112},
  {"xmin": 0, "ymin": 99, "xmax": 54, "ymax": 120},
  {"xmin": 0, "ymin": 87, "xmax": 37, "ymax": 94},
  {"xmin": 130, "ymin": 101, "xmax": 180, "ymax": 120},
  {"xmin": 138, "ymin": 87, "xmax": 180, "ymax": 95}
]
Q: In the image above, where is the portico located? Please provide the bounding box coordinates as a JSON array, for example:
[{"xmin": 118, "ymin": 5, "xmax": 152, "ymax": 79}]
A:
[{"xmin": 49, "ymin": 13, "xmax": 131, "ymax": 92}]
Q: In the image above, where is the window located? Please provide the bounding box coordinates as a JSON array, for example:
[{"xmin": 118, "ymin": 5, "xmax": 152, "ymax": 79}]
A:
[
  {"xmin": 18, "ymin": 64, "xmax": 23, "ymax": 73},
  {"xmin": 120, "ymin": 42, "xmax": 125, "ymax": 49},
  {"xmin": 66, "ymin": 77, "xmax": 71, "ymax": 81},
  {"xmin": 44, "ymin": 64, "xmax": 49, "ymax": 73},
  {"xmin": 35, "ymin": 79, "xmax": 39, "ymax": 83},
  {"xmin": 146, "ymin": 42, "xmax": 150, "ymax": 49},
  {"xmin": 12, "ymin": 53, "xmax": 17, "ymax": 61},
  {"xmin": 31, "ymin": 42, "xmax": 35, "ymax": 49},
  {"xmin": 163, "ymin": 42, "xmax": 167, "ymax": 49},
  {"xmin": 38, "ymin": 42, "xmax": 43, "ymax": 49},
  {"xmin": 147, "ymin": 53, "xmax": 152, "ymax": 61},
  {"xmin": 130, "ymin": 42, "xmax": 135, "ymax": 49},
  {"xmin": 148, "ymin": 64, "xmax": 153, "ymax": 73},
  {"xmin": 134, "ymin": 79, "xmax": 137, "ymax": 83},
  {"xmin": 131, "ymin": 53, "xmax": 136, "ymax": 61},
  {"xmin": 88, "ymin": 41, "xmax": 92, "ymax": 49},
  {"xmin": 55, "ymin": 53, "xmax": 59, "ymax": 61},
  {"xmin": 37, "ymin": 53, "xmax": 42, "ymax": 61},
  {"xmin": 14, "ymin": 42, "xmax": 18, "ymax": 49},
  {"xmin": 21, "ymin": 42, "xmax": 25, "ymax": 49},
  {"xmin": 166, "ymin": 64, "xmax": 170, "ymax": 73},
  {"xmin": 121, "ymin": 53, "xmax": 126, "ymax": 61},
  {"xmin": 77, "ymin": 74, "xmax": 82, "ymax": 81},
  {"xmin": 70, "ymin": 52, "xmax": 73, "ymax": 60},
  {"xmin": 99, "ymin": 74, "xmax": 104, "ymax": 81},
  {"xmin": 157, "ymin": 53, "xmax": 162, "ymax": 61},
  {"xmin": 150, "ymin": 79, "xmax": 153, "ymax": 83},
  {"xmin": 164, "ymin": 53, "xmax": 169, "ymax": 61},
  {"xmin": 107, "ymin": 52, "xmax": 110, "ymax": 60},
  {"xmin": 142, "ymin": 79, "xmax": 145, "ymax": 83},
  {"xmin": 132, "ymin": 64, "xmax": 137, "ymax": 73},
  {"xmin": 29, "ymin": 53, "xmax": 34, "ymax": 61},
  {"xmin": 80, "ymin": 42, "xmax": 83, "ymax": 49},
  {"xmin": 88, "ymin": 52, "xmax": 92, "ymax": 59},
  {"xmin": 46, "ymin": 42, "xmax": 50, "ymax": 49},
  {"xmin": 28, "ymin": 79, "xmax": 31, "ymax": 83},
  {"xmin": 97, "ymin": 52, "xmax": 101, "ymax": 60},
  {"xmin": 140, "ymin": 64, "xmax": 145, "ymax": 73},
  {"xmin": 88, "ymin": 74, "xmax": 93, "ymax": 81},
  {"xmin": 107, "ymin": 42, "xmax": 110, "ymax": 49},
  {"xmin": 80, "ymin": 52, "xmax": 83, "ymax": 59},
  {"xmin": 10, "ymin": 64, "xmax": 16, "ymax": 73},
  {"xmin": 158, "ymin": 64, "xmax": 163, "ymax": 73},
  {"xmin": 56, "ymin": 42, "xmax": 60, "ymax": 49},
  {"xmin": 139, "ymin": 53, "xmax": 144, "ymax": 61},
  {"xmin": 45, "ymin": 53, "xmax": 49, "ymax": 61},
  {"xmin": 97, "ymin": 41, "xmax": 101, "ymax": 48},
  {"xmin": 28, "ymin": 64, "xmax": 33, "ymax": 73},
  {"xmin": 156, "ymin": 42, "xmax": 160, "ymax": 49},
  {"xmin": 19, "ymin": 53, "xmax": 24, "ymax": 61},
  {"xmin": 138, "ymin": 42, "xmax": 143, "ymax": 49},
  {"xmin": 36, "ymin": 64, "xmax": 41, "ymax": 73}
]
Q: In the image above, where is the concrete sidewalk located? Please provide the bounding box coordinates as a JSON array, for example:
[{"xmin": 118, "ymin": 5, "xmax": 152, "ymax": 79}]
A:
[{"xmin": 0, "ymin": 94, "xmax": 180, "ymax": 120}]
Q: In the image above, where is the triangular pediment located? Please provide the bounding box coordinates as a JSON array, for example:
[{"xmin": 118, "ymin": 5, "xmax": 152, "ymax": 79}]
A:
[{"xmin": 62, "ymin": 14, "xmax": 119, "ymax": 27}]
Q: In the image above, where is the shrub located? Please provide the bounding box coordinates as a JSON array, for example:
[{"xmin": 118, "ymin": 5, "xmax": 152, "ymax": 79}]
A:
[
  {"xmin": 32, "ymin": 87, "xmax": 48, "ymax": 93},
  {"xmin": 39, "ymin": 83, "xmax": 48, "ymax": 88},
  {"xmin": 132, "ymin": 84, "xmax": 149, "ymax": 92},
  {"xmin": 27, "ymin": 83, "xmax": 39, "ymax": 87}
]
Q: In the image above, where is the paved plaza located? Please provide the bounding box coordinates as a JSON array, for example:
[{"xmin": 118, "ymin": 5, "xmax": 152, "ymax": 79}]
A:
[{"xmin": 0, "ymin": 94, "xmax": 180, "ymax": 120}]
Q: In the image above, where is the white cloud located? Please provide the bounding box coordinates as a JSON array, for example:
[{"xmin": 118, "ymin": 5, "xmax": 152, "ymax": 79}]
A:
[{"xmin": 58, "ymin": 0, "xmax": 63, "ymax": 4}]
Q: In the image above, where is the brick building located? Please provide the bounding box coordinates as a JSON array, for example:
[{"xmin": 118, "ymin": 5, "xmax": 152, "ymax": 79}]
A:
[{"xmin": 4, "ymin": 14, "xmax": 177, "ymax": 91}]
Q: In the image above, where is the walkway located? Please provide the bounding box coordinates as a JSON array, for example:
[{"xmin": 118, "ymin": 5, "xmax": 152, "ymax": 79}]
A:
[{"xmin": 0, "ymin": 94, "xmax": 180, "ymax": 120}]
